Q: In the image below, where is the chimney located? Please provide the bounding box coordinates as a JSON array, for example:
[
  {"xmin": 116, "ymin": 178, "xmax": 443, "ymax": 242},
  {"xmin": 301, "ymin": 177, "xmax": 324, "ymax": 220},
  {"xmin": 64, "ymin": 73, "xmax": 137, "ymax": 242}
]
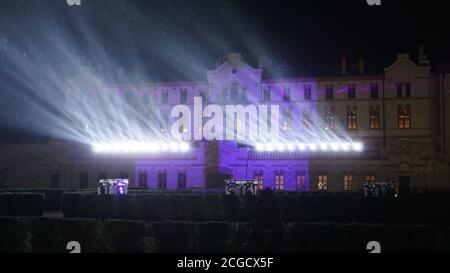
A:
[
  {"xmin": 227, "ymin": 53, "xmax": 242, "ymax": 67},
  {"xmin": 357, "ymin": 57, "xmax": 364, "ymax": 74},
  {"xmin": 341, "ymin": 58, "xmax": 347, "ymax": 75},
  {"xmin": 418, "ymin": 44, "xmax": 430, "ymax": 66}
]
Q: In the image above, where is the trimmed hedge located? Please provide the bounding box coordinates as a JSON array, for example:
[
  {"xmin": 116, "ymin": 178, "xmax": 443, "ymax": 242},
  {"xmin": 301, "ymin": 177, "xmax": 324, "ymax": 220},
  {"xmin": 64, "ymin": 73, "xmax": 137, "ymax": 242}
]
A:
[
  {"xmin": 1, "ymin": 217, "xmax": 448, "ymax": 253},
  {"xmin": 0, "ymin": 188, "xmax": 94, "ymax": 211},
  {"xmin": 0, "ymin": 217, "xmax": 149, "ymax": 253},
  {"xmin": 0, "ymin": 193, "xmax": 44, "ymax": 216},
  {"xmin": 62, "ymin": 190, "xmax": 450, "ymax": 224},
  {"xmin": 147, "ymin": 221, "xmax": 449, "ymax": 253}
]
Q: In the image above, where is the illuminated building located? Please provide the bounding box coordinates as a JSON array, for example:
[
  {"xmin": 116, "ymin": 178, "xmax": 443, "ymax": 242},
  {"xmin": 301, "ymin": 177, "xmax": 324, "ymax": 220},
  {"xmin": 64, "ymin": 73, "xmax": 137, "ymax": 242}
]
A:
[{"xmin": 2, "ymin": 51, "xmax": 450, "ymax": 193}]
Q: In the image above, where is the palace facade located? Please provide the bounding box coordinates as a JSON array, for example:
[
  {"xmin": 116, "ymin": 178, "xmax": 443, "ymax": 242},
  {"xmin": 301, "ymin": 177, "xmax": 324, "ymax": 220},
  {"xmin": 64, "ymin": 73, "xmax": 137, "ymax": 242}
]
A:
[{"xmin": 2, "ymin": 50, "xmax": 450, "ymax": 193}]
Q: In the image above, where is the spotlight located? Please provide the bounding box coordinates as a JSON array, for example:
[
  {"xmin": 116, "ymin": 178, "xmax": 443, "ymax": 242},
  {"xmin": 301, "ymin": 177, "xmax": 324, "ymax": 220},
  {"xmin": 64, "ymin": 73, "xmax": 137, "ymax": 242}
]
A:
[
  {"xmin": 340, "ymin": 143, "xmax": 350, "ymax": 151},
  {"xmin": 180, "ymin": 142, "xmax": 190, "ymax": 152},
  {"xmin": 297, "ymin": 143, "xmax": 306, "ymax": 151},
  {"xmin": 161, "ymin": 143, "xmax": 169, "ymax": 151},
  {"xmin": 287, "ymin": 143, "xmax": 295, "ymax": 151},
  {"xmin": 170, "ymin": 143, "xmax": 179, "ymax": 152},
  {"xmin": 308, "ymin": 143, "xmax": 317, "ymax": 151},
  {"xmin": 276, "ymin": 143, "xmax": 285, "ymax": 151},
  {"xmin": 129, "ymin": 142, "xmax": 141, "ymax": 153},
  {"xmin": 330, "ymin": 143, "xmax": 339, "ymax": 151},
  {"xmin": 265, "ymin": 143, "xmax": 274, "ymax": 152},
  {"xmin": 352, "ymin": 142, "xmax": 363, "ymax": 152},
  {"xmin": 255, "ymin": 143, "xmax": 265, "ymax": 151},
  {"xmin": 149, "ymin": 142, "xmax": 160, "ymax": 153},
  {"xmin": 91, "ymin": 142, "xmax": 190, "ymax": 154},
  {"xmin": 252, "ymin": 141, "xmax": 363, "ymax": 153}
]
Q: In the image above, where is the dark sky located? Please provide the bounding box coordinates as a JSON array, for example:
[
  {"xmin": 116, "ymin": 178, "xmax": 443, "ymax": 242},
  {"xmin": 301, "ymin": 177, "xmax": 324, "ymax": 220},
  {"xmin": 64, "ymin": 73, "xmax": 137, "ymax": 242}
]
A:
[{"xmin": 0, "ymin": 0, "xmax": 450, "ymax": 142}]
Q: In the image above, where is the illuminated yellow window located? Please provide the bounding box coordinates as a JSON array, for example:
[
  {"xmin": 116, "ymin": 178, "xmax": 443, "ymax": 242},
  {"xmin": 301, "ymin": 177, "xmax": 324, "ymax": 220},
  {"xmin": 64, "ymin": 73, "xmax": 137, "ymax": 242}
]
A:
[
  {"xmin": 398, "ymin": 105, "xmax": 411, "ymax": 129},
  {"xmin": 254, "ymin": 175, "xmax": 263, "ymax": 190},
  {"xmin": 369, "ymin": 106, "xmax": 380, "ymax": 129},
  {"xmin": 365, "ymin": 175, "xmax": 375, "ymax": 182},
  {"xmin": 318, "ymin": 175, "xmax": 328, "ymax": 191},
  {"xmin": 347, "ymin": 107, "xmax": 357, "ymax": 130},
  {"xmin": 296, "ymin": 173, "xmax": 307, "ymax": 191},
  {"xmin": 275, "ymin": 174, "xmax": 284, "ymax": 191},
  {"xmin": 344, "ymin": 175, "xmax": 353, "ymax": 191}
]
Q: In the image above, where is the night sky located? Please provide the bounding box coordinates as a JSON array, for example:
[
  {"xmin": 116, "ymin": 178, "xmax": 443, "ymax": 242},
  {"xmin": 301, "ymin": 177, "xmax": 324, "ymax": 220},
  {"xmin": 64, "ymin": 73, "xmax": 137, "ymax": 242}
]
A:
[{"xmin": 1, "ymin": 0, "xmax": 449, "ymax": 142}]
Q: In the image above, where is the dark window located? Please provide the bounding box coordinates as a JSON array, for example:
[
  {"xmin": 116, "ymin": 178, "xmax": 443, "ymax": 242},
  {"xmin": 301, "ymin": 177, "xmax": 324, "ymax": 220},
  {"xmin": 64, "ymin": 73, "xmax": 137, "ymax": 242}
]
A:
[
  {"xmin": 263, "ymin": 87, "xmax": 271, "ymax": 101},
  {"xmin": 241, "ymin": 88, "xmax": 247, "ymax": 103},
  {"xmin": 231, "ymin": 83, "xmax": 239, "ymax": 102},
  {"xmin": 348, "ymin": 84, "xmax": 356, "ymax": 99},
  {"xmin": 162, "ymin": 91, "xmax": 169, "ymax": 104},
  {"xmin": 324, "ymin": 106, "xmax": 336, "ymax": 130},
  {"xmin": 282, "ymin": 87, "xmax": 291, "ymax": 101},
  {"xmin": 143, "ymin": 92, "xmax": 150, "ymax": 105},
  {"xmin": 51, "ymin": 174, "xmax": 59, "ymax": 188},
  {"xmin": 304, "ymin": 85, "xmax": 312, "ymax": 100},
  {"xmin": 157, "ymin": 172, "xmax": 167, "ymax": 189},
  {"xmin": 80, "ymin": 172, "xmax": 88, "ymax": 189},
  {"xmin": 405, "ymin": 83, "xmax": 411, "ymax": 98},
  {"xmin": 138, "ymin": 172, "xmax": 148, "ymax": 188},
  {"xmin": 396, "ymin": 84, "xmax": 403, "ymax": 98},
  {"xmin": 222, "ymin": 88, "xmax": 228, "ymax": 102},
  {"xmin": 325, "ymin": 85, "xmax": 333, "ymax": 100},
  {"xmin": 177, "ymin": 173, "xmax": 187, "ymax": 189},
  {"xmin": 180, "ymin": 90, "xmax": 187, "ymax": 103},
  {"xmin": 199, "ymin": 91, "xmax": 207, "ymax": 102},
  {"xmin": 370, "ymin": 83, "xmax": 379, "ymax": 99},
  {"xmin": 303, "ymin": 111, "xmax": 312, "ymax": 129}
]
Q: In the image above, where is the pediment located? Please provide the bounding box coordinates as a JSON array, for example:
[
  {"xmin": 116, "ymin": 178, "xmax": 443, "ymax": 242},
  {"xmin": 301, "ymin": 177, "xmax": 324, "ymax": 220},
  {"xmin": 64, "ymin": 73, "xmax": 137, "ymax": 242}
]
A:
[
  {"xmin": 207, "ymin": 53, "xmax": 263, "ymax": 85},
  {"xmin": 384, "ymin": 54, "xmax": 430, "ymax": 80}
]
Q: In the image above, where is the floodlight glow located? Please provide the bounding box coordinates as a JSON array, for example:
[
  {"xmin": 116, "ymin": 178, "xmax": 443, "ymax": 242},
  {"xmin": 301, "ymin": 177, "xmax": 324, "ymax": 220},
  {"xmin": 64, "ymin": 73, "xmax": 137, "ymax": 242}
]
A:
[
  {"xmin": 180, "ymin": 142, "xmax": 190, "ymax": 152},
  {"xmin": 297, "ymin": 143, "xmax": 306, "ymax": 150},
  {"xmin": 255, "ymin": 143, "xmax": 265, "ymax": 151},
  {"xmin": 308, "ymin": 143, "xmax": 317, "ymax": 151},
  {"xmin": 330, "ymin": 143, "xmax": 339, "ymax": 151},
  {"xmin": 287, "ymin": 143, "xmax": 295, "ymax": 151},
  {"xmin": 352, "ymin": 142, "xmax": 364, "ymax": 152},
  {"xmin": 340, "ymin": 143, "xmax": 350, "ymax": 151},
  {"xmin": 161, "ymin": 143, "xmax": 169, "ymax": 151},
  {"xmin": 92, "ymin": 142, "xmax": 190, "ymax": 154},
  {"xmin": 253, "ymin": 141, "xmax": 364, "ymax": 153},
  {"xmin": 265, "ymin": 143, "xmax": 274, "ymax": 151},
  {"xmin": 170, "ymin": 143, "xmax": 179, "ymax": 152}
]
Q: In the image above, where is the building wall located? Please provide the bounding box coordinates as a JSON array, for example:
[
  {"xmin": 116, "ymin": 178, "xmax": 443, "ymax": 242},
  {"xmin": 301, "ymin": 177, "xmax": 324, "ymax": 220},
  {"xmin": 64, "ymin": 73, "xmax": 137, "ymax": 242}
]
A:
[{"xmin": 2, "ymin": 53, "xmax": 450, "ymax": 193}]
